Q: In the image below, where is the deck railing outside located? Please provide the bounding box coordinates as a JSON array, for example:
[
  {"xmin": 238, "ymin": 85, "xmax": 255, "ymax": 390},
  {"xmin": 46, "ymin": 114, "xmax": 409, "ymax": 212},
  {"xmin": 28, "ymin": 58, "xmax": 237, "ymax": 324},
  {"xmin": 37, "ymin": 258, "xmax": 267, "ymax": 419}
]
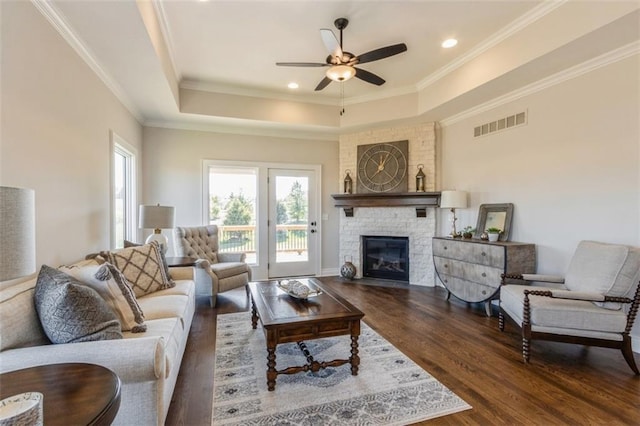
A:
[{"xmin": 217, "ymin": 224, "xmax": 308, "ymax": 255}]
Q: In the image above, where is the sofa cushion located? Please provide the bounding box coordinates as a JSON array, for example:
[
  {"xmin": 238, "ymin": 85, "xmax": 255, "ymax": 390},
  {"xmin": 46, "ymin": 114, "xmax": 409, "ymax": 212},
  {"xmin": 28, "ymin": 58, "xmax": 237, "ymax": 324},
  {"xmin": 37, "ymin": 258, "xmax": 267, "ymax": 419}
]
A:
[
  {"xmin": 34, "ymin": 265, "xmax": 123, "ymax": 344},
  {"xmin": 0, "ymin": 279, "xmax": 49, "ymax": 351},
  {"xmin": 102, "ymin": 241, "xmax": 175, "ymax": 298},
  {"xmin": 137, "ymin": 295, "xmax": 189, "ymax": 325},
  {"xmin": 60, "ymin": 263, "xmax": 147, "ymax": 333}
]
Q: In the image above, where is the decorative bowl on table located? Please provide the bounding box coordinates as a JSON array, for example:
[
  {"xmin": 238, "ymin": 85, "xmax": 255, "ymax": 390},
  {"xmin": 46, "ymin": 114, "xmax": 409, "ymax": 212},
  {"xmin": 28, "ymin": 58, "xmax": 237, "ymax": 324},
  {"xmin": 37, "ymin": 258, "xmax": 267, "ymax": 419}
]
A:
[
  {"xmin": 277, "ymin": 279, "xmax": 322, "ymax": 299},
  {"xmin": 0, "ymin": 392, "xmax": 43, "ymax": 426}
]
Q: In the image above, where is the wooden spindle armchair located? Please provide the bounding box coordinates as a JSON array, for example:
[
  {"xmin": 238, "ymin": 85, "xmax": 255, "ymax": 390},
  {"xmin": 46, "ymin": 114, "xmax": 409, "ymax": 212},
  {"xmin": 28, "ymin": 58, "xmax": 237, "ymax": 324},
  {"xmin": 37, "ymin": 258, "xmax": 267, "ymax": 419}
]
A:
[{"xmin": 498, "ymin": 240, "xmax": 640, "ymax": 374}]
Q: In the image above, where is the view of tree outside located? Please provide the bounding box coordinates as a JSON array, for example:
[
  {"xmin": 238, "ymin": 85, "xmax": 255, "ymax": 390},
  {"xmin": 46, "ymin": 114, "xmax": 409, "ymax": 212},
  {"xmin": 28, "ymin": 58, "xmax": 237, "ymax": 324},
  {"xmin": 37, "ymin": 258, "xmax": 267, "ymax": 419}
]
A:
[
  {"xmin": 207, "ymin": 167, "xmax": 310, "ymax": 264},
  {"xmin": 209, "ymin": 168, "xmax": 257, "ymax": 261},
  {"xmin": 276, "ymin": 176, "xmax": 309, "ymax": 262}
]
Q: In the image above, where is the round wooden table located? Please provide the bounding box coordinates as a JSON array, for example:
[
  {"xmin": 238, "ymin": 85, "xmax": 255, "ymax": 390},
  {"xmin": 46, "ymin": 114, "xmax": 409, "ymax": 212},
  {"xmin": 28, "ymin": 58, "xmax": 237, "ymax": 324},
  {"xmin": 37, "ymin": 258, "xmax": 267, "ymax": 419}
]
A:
[{"xmin": 0, "ymin": 363, "xmax": 121, "ymax": 426}]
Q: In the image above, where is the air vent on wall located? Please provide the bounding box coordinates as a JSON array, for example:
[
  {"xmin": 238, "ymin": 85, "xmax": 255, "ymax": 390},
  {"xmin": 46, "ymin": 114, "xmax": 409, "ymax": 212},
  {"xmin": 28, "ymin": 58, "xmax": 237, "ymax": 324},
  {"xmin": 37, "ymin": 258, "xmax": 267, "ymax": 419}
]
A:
[{"xmin": 474, "ymin": 111, "xmax": 527, "ymax": 138}]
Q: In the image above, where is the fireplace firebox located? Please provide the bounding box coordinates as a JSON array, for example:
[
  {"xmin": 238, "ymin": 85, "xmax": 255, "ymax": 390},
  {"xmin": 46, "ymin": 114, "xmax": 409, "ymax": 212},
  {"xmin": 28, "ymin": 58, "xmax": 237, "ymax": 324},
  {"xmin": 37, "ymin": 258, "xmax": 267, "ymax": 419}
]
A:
[{"xmin": 362, "ymin": 236, "xmax": 409, "ymax": 282}]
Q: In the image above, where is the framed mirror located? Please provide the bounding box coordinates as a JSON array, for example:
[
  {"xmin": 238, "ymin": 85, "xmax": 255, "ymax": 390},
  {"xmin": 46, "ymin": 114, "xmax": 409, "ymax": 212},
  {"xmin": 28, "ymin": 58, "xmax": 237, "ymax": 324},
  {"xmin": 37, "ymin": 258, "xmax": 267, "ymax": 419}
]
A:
[{"xmin": 474, "ymin": 203, "xmax": 514, "ymax": 241}]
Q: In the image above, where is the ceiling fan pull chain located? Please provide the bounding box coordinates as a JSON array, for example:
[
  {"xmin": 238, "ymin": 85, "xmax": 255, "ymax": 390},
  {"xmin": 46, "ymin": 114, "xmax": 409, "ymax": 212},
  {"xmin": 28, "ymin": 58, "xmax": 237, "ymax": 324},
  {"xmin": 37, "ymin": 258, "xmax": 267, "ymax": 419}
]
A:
[{"xmin": 340, "ymin": 83, "xmax": 345, "ymax": 116}]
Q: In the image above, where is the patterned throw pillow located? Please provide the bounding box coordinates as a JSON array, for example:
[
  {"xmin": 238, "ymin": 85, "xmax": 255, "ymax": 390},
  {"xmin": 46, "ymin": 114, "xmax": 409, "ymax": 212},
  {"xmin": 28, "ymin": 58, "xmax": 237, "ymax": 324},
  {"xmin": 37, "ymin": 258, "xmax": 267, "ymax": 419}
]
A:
[
  {"xmin": 103, "ymin": 241, "xmax": 175, "ymax": 298},
  {"xmin": 60, "ymin": 263, "xmax": 147, "ymax": 333},
  {"xmin": 34, "ymin": 265, "xmax": 123, "ymax": 344}
]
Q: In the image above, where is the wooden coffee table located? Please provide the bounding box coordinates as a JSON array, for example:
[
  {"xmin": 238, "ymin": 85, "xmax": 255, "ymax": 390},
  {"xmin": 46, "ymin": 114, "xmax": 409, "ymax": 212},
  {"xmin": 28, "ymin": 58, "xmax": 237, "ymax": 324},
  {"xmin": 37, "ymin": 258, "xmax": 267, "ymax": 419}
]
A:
[
  {"xmin": 0, "ymin": 363, "xmax": 121, "ymax": 425},
  {"xmin": 248, "ymin": 278, "xmax": 364, "ymax": 391}
]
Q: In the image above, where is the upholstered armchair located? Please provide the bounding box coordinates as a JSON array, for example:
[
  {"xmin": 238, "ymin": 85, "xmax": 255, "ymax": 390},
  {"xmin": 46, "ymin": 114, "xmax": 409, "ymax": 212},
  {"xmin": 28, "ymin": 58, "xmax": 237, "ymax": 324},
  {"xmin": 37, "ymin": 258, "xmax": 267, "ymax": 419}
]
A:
[
  {"xmin": 499, "ymin": 240, "xmax": 640, "ymax": 374},
  {"xmin": 173, "ymin": 225, "xmax": 251, "ymax": 307}
]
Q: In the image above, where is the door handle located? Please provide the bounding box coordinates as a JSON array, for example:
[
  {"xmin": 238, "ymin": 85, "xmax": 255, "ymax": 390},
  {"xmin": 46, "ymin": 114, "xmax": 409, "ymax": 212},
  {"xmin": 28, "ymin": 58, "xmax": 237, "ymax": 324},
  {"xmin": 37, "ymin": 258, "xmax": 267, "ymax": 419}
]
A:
[
  {"xmin": 310, "ymin": 229, "xmax": 316, "ymax": 233},
  {"xmin": 310, "ymin": 221, "xmax": 317, "ymax": 226}
]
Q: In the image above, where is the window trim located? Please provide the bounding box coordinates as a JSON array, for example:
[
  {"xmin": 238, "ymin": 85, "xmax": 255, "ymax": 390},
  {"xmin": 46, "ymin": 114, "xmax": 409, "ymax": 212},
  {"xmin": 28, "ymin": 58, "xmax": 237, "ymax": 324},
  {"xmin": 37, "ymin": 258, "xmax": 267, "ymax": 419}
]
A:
[{"xmin": 111, "ymin": 131, "xmax": 137, "ymax": 249}]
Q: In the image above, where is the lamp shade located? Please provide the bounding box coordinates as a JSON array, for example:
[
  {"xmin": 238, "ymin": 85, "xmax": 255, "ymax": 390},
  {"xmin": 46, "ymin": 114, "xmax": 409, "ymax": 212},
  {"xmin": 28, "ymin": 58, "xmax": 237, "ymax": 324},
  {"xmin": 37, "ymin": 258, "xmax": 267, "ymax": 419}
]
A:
[
  {"xmin": 326, "ymin": 65, "xmax": 356, "ymax": 82},
  {"xmin": 440, "ymin": 190, "xmax": 468, "ymax": 209},
  {"xmin": 0, "ymin": 187, "xmax": 36, "ymax": 281},
  {"xmin": 139, "ymin": 204, "xmax": 175, "ymax": 229}
]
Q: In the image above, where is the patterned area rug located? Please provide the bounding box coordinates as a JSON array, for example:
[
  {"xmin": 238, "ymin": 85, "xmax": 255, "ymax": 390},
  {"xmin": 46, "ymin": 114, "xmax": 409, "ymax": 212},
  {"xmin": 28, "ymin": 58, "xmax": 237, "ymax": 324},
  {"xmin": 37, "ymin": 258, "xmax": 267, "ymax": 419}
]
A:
[{"xmin": 212, "ymin": 312, "xmax": 471, "ymax": 425}]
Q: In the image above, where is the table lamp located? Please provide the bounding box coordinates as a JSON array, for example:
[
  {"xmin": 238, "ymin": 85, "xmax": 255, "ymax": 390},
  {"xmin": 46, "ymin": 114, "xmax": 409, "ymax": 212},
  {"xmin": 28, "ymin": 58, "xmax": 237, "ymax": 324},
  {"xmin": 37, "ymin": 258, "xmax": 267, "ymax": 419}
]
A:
[
  {"xmin": 139, "ymin": 204, "xmax": 175, "ymax": 254},
  {"xmin": 0, "ymin": 187, "xmax": 36, "ymax": 281},
  {"xmin": 440, "ymin": 190, "xmax": 468, "ymax": 238}
]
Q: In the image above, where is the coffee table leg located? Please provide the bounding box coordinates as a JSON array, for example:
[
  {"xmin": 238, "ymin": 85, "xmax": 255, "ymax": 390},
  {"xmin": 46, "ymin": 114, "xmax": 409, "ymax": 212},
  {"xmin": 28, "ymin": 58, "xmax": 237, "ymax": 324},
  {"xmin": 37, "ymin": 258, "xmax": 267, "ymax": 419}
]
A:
[
  {"xmin": 350, "ymin": 334, "xmax": 360, "ymax": 376},
  {"xmin": 251, "ymin": 299, "xmax": 258, "ymax": 330},
  {"xmin": 267, "ymin": 344, "xmax": 277, "ymax": 391}
]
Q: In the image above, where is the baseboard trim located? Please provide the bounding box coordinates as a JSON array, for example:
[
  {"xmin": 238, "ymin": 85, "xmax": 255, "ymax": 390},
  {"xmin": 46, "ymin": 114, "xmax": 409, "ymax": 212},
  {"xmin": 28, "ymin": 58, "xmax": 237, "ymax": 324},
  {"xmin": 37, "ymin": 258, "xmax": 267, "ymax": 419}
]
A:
[{"xmin": 320, "ymin": 268, "xmax": 339, "ymax": 277}]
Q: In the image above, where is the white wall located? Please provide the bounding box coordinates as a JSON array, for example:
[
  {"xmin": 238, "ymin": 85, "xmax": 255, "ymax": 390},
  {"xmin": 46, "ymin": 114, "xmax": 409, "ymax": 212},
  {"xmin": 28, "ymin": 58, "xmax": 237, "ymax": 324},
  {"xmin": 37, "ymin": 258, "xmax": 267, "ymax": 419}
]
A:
[
  {"xmin": 0, "ymin": 1, "xmax": 142, "ymax": 272},
  {"xmin": 141, "ymin": 126, "xmax": 340, "ymax": 276},
  {"xmin": 439, "ymin": 55, "xmax": 640, "ymax": 345}
]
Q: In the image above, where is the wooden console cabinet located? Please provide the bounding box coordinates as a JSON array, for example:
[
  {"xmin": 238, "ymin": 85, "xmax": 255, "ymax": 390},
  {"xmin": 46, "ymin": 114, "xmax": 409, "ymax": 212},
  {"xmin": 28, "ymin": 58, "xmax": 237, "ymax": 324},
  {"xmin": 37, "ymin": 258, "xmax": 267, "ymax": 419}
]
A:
[{"xmin": 432, "ymin": 237, "xmax": 536, "ymax": 316}]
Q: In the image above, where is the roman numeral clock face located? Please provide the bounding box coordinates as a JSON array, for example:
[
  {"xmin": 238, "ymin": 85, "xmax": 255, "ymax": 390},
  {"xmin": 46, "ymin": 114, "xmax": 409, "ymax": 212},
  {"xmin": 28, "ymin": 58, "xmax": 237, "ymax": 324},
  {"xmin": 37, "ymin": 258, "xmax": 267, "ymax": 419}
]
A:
[{"xmin": 356, "ymin": 141, "xmax": 408, "ymax": 193}]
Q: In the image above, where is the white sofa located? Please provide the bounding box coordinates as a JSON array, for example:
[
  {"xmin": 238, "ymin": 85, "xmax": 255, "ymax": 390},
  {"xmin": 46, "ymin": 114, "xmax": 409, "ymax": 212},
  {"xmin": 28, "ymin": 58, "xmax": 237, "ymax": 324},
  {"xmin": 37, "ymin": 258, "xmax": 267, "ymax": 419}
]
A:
[{"xmin": 0, "ymin": 263, "xmax": 196, "ymax": 426}]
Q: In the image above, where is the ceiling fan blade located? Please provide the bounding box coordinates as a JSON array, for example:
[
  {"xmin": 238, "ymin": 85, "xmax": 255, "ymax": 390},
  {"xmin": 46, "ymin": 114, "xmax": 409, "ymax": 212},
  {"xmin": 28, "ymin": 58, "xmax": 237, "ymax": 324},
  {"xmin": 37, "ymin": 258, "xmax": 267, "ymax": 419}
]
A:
[
  {"xmin": 276, "ymin": 62, "xmax": 328, "ymax": 67},
  {"xmin": 355, "ymin": 68, "xmax": 385, "ymax": 86},
  {"xmin": 356, "ymin": 43, "xmax": 407, "ymax": 64},
  {"xmin": 320, "ymin": 28, "xmax": 343, "ymax": 60},
  {"xmin": 314, "ymin": 77, "xmax": 332, "ymax": 91}
]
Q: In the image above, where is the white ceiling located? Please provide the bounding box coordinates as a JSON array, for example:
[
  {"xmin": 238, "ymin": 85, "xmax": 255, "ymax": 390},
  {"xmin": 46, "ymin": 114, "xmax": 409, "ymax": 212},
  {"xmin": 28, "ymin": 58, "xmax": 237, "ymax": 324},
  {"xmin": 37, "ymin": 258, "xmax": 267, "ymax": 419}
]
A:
[{"xmin": 44, "ymin": 1, "xmax": 639, "ymax": 136}]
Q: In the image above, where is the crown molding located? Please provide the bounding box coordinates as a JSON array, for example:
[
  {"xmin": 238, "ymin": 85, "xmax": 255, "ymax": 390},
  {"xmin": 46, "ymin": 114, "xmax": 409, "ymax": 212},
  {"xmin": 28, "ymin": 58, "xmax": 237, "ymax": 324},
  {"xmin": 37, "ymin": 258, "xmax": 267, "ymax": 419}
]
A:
[
  {"xmin": 440, "ymin": 40, "xmax": 640, "ymax": 127},
  {"xmin": 30, "ymin": 0, "xmax": 144, "ymax": 123},
  {"xmin": 179, "ymin": 79, "xmax": 341, "ymax": 106},
  {"xmin": 152, "ymin": 0, "xmax": 182, "ymax": 82},
  {"xmin": 143, "ymin": 118, "xmax": 339, "ymax": 141},
  {"xmin": 417, "ymin": 0, "xmax": 566, "ymax": 91}
]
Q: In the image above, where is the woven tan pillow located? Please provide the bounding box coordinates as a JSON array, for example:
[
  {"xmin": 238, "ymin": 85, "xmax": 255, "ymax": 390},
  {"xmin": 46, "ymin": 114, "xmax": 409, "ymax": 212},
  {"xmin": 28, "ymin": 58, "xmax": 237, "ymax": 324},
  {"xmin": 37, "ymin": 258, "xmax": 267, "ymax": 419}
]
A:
[{"xmin": 103, "ymin": 241, "xmax": 175, "ymax": 298}]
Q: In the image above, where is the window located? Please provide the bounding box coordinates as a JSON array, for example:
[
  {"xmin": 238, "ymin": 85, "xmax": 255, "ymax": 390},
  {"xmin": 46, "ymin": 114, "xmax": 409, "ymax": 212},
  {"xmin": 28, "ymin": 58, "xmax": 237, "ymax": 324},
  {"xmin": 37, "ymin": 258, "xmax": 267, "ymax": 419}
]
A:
[{"xmin": 112, "ymin": 133, "xmax": 137, "ymax": 249}]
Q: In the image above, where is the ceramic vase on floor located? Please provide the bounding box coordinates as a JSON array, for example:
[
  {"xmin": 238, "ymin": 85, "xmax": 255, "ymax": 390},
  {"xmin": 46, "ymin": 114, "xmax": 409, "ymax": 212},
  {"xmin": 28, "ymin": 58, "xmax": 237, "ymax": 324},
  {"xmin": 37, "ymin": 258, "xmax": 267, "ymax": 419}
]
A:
[{"xmin": 340, "ymin": 256, "xmax": 356, "ymax": 280}]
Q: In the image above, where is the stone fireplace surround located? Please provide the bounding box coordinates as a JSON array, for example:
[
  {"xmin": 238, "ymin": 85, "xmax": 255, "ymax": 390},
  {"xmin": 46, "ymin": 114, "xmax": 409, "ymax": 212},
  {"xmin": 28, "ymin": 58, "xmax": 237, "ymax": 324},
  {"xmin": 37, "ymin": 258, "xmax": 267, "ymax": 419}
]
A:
[{"xmin": 338, "ymin": 123, "xmax": 437, "ymax": 287}]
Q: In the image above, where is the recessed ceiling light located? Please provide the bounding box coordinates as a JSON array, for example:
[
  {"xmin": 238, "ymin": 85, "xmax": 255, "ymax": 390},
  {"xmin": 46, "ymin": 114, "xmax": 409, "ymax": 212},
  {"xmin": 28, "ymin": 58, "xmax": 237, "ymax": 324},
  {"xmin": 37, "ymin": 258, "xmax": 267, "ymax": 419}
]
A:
[
  {"xmin": 288, "ymin": 82, "xmax": 299, "ymax": 89},
  {"xmin": 442, "ymin": 38, "xmax": 458, "ymax": 48}
]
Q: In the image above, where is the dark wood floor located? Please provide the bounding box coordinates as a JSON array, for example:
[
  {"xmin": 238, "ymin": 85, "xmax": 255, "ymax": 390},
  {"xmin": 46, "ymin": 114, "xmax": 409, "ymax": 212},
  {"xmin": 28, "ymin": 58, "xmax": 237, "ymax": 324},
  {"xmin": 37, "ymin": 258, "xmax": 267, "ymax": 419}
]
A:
[{"xmin": 166, "ymin": 277, "xmax": 640, "ymax": 425}]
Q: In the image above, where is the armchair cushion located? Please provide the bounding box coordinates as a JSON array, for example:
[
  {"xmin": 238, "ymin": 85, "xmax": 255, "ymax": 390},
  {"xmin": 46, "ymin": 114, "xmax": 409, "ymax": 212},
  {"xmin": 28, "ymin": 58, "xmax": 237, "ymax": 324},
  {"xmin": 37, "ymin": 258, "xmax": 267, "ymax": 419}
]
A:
[
  {"xmin": 565, "ymin": 241, "xmax": 640, "ymax": 309},
  {"xmin": 500, "ymin": 284, "xmax": 628, "ymax": 336},
  {"xmin": 210, "ymin": 262, "xmax": 250, "ymax": 280}
]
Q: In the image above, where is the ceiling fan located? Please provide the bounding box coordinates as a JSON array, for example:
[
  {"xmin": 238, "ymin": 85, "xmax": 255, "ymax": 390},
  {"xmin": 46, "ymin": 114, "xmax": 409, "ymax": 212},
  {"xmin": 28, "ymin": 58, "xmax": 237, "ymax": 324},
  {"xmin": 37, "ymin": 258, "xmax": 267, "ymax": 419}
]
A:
[{"xmin": 276, "ymin": 18, "xmax": 408, "ymax": 91}]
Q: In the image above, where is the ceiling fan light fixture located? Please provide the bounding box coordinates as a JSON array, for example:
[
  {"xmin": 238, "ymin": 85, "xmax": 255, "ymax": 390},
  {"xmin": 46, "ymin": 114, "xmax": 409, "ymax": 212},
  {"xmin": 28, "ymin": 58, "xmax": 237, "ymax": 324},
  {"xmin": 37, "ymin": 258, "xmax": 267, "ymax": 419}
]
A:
[{"xmin": 326, "ymin": 65, "xmax": 356, "ymax": 82}]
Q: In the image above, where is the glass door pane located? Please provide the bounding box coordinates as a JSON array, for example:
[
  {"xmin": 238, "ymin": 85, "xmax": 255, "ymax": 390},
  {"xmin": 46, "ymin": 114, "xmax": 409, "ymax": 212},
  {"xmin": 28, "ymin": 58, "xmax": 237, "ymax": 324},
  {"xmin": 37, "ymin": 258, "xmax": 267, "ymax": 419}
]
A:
[{"xmin": 208, "ymin": 167, "xmax": 257, "ymax": 264}]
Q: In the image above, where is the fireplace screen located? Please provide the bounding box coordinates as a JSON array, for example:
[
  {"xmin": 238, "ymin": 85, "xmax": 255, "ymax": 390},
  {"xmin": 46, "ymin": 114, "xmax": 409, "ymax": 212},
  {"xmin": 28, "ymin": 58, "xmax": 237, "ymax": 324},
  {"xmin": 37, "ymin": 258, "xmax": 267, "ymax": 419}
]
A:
[{"xmin": 362, "ymin": 236, "xmax": 409, "ymax": 282}]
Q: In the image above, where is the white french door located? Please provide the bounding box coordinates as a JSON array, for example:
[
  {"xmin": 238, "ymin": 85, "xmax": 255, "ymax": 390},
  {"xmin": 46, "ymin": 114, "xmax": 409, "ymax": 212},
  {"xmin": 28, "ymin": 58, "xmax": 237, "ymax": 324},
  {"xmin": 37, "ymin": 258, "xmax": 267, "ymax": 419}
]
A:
[
  {"xmin": 267, "ymin": 168, "xmax": 318, "ymax": 278},
  {"xmin": 203, "ymin": 161, "xmax": 320, "ymax": 280}
]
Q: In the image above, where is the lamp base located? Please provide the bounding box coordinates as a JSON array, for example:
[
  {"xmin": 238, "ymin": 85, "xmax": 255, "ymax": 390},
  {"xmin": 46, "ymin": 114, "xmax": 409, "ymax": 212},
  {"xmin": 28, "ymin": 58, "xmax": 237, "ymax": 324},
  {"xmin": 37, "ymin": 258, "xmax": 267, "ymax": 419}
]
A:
[
  {"xmin": 448, "ymin": 208, "xmax": 460, "ymax": 238},
  {"xmin": 145, "ymin": 230, "xmax": 168, "ymax": 255}
]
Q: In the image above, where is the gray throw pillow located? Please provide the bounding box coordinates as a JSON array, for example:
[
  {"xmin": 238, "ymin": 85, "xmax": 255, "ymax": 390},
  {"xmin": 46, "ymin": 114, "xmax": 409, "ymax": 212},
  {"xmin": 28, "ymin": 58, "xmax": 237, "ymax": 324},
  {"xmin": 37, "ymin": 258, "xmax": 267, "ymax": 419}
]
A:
[{"xmin": 34, "ymin": 265, "xmax": 123, "ymax": 344}]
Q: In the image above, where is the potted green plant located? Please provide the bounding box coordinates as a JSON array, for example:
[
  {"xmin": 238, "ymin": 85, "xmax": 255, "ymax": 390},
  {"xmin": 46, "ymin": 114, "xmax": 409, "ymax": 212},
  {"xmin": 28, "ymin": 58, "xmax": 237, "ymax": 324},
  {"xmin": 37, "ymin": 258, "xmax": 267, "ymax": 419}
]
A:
[
  {"xmin": 461, "ymin": 226, "xmax": 475, "ymax": 239},
  {"xmin": 486, "ymin": 227, "xmax": 502, "ymax": 242}
]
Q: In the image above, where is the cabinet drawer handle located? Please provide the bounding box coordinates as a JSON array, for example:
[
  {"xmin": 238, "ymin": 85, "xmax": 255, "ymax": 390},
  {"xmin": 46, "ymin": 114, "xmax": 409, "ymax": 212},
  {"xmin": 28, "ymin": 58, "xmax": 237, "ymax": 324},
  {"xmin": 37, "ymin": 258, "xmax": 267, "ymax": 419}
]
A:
[
  {"xmin": 482, "ymin": 273, "xmax": 486, "ymax": 277},
  {"xmin": 444, "ymin": 264, "xmax": 448, "ymax": 268},
  {"xmin": 444, "ymin": 279, "xmax": 448, "ymax": 283},
  {"xmin": 481, "ymin": 252, "xmax": 486, "ymax": 256},
  {"xmin": 444, "ymin": 246, "xmax": 448, "ymax": 250}
]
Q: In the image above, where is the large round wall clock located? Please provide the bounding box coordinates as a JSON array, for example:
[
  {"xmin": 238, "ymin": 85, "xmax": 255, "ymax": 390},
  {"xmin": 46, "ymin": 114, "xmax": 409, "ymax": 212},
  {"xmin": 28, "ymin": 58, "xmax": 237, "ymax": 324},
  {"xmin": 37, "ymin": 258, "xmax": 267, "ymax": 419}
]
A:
[{"xmin": 356, "ymin": 140, "xmax": 409, "ymax": 193}]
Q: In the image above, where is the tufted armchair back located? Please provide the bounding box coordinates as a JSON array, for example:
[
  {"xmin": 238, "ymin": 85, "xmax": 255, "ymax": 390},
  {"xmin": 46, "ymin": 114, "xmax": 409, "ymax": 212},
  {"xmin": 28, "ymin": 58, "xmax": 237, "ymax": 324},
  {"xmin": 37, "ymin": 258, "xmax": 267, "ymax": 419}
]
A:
[{"xmin": 173, "ymin": 225, "xmax": 219, "ymax": 264}]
